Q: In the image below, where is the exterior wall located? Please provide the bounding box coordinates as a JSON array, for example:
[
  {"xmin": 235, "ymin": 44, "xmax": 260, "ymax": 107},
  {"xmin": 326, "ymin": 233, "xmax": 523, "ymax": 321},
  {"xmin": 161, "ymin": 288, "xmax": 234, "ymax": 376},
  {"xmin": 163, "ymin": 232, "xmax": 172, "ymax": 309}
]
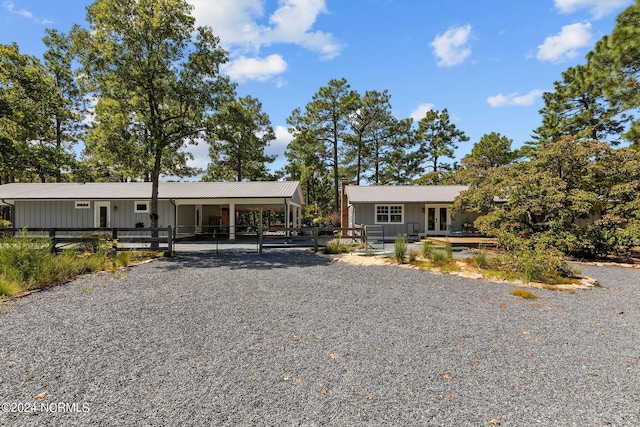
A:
[
  {"xmin": 351, "ymin": 202, "xmax": 481, "ymax": 237},
  {"xmin": 352, "ymin": 203, "xmax": 426, "ymax": 237},
  {"xmin": 202, "ymin": 205, "xmax": 222, "ymax": 226},
  {"xmin": 177, "ymin": 205, "xmax": 196, "ymax": 227},
  {"xmin": 14, "ymin": 200, "xmax": 175, "ymax": 229}
]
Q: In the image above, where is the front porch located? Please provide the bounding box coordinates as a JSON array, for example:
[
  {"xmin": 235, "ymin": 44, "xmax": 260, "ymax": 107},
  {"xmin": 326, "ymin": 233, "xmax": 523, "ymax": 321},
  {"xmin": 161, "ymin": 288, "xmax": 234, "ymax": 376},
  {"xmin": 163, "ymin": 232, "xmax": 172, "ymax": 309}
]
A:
[{"xmin": 175, "ymin": 199, "xmax": 303, "ymax": 241}]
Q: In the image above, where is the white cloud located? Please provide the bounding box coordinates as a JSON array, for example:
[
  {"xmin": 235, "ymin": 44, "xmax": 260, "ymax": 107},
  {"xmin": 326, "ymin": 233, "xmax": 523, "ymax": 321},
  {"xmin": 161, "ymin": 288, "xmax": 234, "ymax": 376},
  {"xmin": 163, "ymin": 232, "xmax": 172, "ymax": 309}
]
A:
[
  {"xmin": 183, "ymin": 140, "xmax": 211, "ymax": 172},
  {"xmin": 266, "ymin": 125, "xmax": 293, "ymax": 157},
  {"xmin": 487, "ymin": 89, "xmax": 544, "ymax": 107},
  {"xmin": 3, "ymin": 1, "xmax": 31, "ymax": 18},
  {"xmin": 189, "ymin": 0, "xmax": 342, "ymax": 60},
  {"xmin": 430, "ymin": 24, "xmax": 472, "ymax": 67},
  {"xmin": 554, "ymin": 0, "xmax": 632, "ymax": 19},
  {"xmin": 410, "ymin": 103, "xmax": 435, "ymax": 122},
  {"xmin": 537, "ymin": 22, "xmax": 592, "ymax": 63},
  {"xmin": 221, "ymin": 54, "xmax": 288, "ymax": 82}
]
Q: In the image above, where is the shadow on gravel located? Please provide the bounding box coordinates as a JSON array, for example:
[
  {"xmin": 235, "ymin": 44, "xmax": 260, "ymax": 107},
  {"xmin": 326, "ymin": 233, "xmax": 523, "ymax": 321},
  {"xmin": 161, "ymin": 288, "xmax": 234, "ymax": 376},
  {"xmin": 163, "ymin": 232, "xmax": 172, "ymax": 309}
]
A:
[{"xmin": 157, "ymin": 249, "xmax": 333, "ymax": 271}]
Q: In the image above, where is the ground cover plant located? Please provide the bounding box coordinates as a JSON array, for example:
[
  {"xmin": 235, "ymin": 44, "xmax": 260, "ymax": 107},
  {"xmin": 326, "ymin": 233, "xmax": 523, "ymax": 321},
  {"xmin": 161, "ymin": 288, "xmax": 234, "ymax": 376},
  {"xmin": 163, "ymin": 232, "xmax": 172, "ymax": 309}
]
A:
[{"xmin": 0, "ymin": 233, "xmax": 161, "ymax": 298}]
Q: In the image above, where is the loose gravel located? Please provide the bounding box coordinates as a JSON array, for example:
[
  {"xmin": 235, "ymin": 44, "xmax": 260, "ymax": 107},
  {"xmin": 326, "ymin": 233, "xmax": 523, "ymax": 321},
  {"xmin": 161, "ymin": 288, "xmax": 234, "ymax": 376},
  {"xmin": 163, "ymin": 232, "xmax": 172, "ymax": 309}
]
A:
[{"xmin": 0, "ymin": 251, "xmax": 638, "ymax": 426}]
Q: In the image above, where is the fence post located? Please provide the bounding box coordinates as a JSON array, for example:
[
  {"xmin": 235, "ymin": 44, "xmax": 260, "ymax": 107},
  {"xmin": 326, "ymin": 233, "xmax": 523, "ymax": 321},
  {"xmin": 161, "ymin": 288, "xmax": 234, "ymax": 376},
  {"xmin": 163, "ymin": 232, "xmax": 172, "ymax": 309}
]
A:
[
  {"xmin": 112, "ymin": 228, "xmax": 118, "ymax": 252},
  {"xmin": 258, "ymin": 226, "xmax": 263, "ymax": 255},
  {"xmin": 49, "ymin": 229, "xmax": 56, "ymax": 253},
  {"xmin": 167, "ymin": 226, "xmax": 173, "ymax": 256},
  {"xmin": 313, "ymin": 227, "xmax": 319, "ymax": 252}
]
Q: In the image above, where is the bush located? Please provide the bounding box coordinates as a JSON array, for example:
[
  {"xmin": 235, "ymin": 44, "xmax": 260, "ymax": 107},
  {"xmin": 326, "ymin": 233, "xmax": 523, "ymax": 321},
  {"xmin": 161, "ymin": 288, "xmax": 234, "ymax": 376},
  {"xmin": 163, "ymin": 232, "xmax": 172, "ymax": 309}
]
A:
[
  {"xmin": 421, "ymin": 240, "xmax": 434, "ymax": 258},
  {"xmin": 323, "ymin": 239, "xmax": 352, "ymax": 254},
  {"xmin": 0, "ymin": 232, "xmax": 154, "ymax": 298},
  {"xmin": 394, "ymin": 235, "xmax": 407, "ymax": 264},
  {"xmin": 500, "ymin": 244, "xmax": 572, "ymax": 283},
  {"xmin": 408, "ymin": 249, "xmax": 419, "ymax": 263},
  {"xmin": 474, "ymin": 249, "xmax": 489, "ymax": 269}
]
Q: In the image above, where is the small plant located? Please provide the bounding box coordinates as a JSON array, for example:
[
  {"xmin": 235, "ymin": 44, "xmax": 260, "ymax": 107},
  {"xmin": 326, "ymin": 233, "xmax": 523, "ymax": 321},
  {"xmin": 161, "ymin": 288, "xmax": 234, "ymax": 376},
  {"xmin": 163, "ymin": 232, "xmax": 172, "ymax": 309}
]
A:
[
  {"xmin": 474, "ymin": 249, "xmax": 490, "ymax": 269},
  {"xmin": 421, "ymin": 240, "xmax": 433, "ymax": 259},
  {"xmin": 0, "ymin": 277, "xmax": 21, "ymax": 297},
  {"xmin": 408, "ymin": 249, "xmax": 419, "ymax": 263},
  {"xmin": 394, "ymin": 235, "xmax": 407, "ymax": 264},
  {"xmin": 135, "ymin": 221, "xmax": 145, "ymax": 228},
  {"xmin": 510, "ymin": 288, "xmax": 539, "ymax": 299},
  {"xmin": 323, "ymin": 239, "xmax": 352, "ymax": 254},
  {"xmin": 444, "ymin": 240, "xmax": 453, "ymax": 259}
]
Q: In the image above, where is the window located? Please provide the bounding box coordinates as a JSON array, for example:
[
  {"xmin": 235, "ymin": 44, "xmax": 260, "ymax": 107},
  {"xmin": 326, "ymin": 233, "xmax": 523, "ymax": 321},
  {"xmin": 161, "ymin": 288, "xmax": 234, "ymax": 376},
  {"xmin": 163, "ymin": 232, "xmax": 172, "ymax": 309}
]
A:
[
  {"xmin": 134, "ymin": 201, "xmax": 149, "ymax": 213},
  {"xmin": 375, "ymin": 204, "xmax": 403, "ymax": 224},
  {"xmin": 75, "ymin": 201, "xmax": 90, "ymax": 209}
]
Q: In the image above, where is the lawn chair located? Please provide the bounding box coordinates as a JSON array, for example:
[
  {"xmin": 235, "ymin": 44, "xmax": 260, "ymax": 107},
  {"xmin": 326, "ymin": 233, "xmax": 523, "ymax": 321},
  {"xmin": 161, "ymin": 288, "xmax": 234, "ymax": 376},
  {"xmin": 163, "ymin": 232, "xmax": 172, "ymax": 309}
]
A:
[{"xmin": 447, "ymin": 225, "xmax": 464, "ymax": 236}]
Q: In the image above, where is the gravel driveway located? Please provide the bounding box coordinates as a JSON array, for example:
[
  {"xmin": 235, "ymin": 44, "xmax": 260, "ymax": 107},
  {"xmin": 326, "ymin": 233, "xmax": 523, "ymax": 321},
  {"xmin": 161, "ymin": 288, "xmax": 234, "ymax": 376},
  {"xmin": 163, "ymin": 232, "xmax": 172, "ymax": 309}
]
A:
[{"xmin": 0, "ymin": 250, "xmax": 638, "ymax": 426}]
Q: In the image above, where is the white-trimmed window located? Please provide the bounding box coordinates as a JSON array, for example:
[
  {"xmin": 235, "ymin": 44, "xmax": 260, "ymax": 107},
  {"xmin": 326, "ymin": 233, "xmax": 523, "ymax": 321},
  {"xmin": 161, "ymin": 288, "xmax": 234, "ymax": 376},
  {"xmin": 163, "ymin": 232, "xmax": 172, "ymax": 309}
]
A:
[
  {"xmin": 134, "ymin": 201, "xmax": 149, "ymax": 213},
  {"xmin": 375, "ymin": 204, "xmax": 403, "ymax": 224},
  {"xmin": 75, "ymin": 201, "xmax": 90, "ymax": 209}
]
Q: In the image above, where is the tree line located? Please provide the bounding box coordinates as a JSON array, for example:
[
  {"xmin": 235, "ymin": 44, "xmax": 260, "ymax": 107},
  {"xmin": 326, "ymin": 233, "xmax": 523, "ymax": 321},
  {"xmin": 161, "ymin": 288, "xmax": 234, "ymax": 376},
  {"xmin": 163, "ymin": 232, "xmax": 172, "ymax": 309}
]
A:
[{"xmin": 2, "ymin": 0, "xmax": 640, "ymax": 257}]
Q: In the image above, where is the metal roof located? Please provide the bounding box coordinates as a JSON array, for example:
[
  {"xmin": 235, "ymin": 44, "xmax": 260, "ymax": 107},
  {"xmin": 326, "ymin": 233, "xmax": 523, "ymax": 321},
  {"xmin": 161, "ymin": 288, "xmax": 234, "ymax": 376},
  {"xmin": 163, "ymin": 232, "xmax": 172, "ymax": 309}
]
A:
[
  {"xmin": 0, "ymin": 181, "xmax": 302, "ymax": 201},
  {"xmin": 345, "ymin": 185, "xmax": 468, "ymax": 204}
]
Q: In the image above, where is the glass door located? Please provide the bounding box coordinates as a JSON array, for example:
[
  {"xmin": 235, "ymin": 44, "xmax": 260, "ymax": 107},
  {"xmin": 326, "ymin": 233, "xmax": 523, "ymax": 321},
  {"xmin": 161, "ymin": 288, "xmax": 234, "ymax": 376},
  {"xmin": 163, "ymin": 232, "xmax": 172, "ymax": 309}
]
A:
[{"xmin": 425, "ymin": 205, "xmax": 448, "ymax": 236}]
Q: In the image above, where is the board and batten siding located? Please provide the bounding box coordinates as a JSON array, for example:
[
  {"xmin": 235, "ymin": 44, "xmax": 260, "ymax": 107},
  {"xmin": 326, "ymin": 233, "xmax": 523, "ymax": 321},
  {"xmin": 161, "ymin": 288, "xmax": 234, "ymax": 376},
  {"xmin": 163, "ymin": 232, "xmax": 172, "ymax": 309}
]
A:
[
  {"xmin": 351, "ymin": 202, "xmax": 481, "ymax": 236},
  {"xmin": 14, "ymin": 200, "xmax": 175, "ymax": 229},
  {"xmin": 352, "ymin": 203, "xmax": 425, "ymax": 237}
]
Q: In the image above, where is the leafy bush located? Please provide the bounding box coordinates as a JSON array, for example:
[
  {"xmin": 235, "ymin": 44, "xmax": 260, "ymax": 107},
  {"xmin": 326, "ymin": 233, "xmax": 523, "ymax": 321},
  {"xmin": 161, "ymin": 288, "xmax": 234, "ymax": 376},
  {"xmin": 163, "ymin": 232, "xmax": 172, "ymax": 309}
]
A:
[
  {"xmin": 498, "ymin": 243, "xmax": 572, "ymax": 283},
  {"xmin": 394, "ymin": 235, "xmax": 407, "ymax": 264}
]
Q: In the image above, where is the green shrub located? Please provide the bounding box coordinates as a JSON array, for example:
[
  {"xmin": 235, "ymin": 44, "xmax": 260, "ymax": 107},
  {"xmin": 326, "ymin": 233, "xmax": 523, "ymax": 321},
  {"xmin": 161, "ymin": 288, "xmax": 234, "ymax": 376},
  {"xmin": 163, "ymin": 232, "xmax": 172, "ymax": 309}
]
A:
[
  {"xmin": 431, "ymin": 250, "xmax": 448, "ymax": 263},
  {"xmin": 444, "ymin": 240, "xmax": 453, "ymax": 259},
  {"xmin": 323, "ymin": 239, "xmax": 352, "ymax": 254},
  {"xmin": 0, "ymin": 276, "xmax": 21, "ymax": 297},
  {"xmin": 500, "ymin": 244, "xmax": 572, "ymax": 283},
  {"xmin": 474, "ymin": 249, "xmax": 489, "ymax": 269},
  {"xmin": 394, "ymin": 235, "xmax": 407, "ymax": 264},
  {"xmin": 421, "ymin": 240, "xmax": 434, "ymax": 259}
]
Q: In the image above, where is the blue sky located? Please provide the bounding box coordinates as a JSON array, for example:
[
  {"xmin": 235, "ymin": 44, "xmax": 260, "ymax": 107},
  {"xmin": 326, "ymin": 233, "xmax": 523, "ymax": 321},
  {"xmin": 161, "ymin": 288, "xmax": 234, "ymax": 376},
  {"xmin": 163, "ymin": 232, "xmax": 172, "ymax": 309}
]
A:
[{"xmin": 0, "ymin": 0, "xmax": 634, "ymax": 177}]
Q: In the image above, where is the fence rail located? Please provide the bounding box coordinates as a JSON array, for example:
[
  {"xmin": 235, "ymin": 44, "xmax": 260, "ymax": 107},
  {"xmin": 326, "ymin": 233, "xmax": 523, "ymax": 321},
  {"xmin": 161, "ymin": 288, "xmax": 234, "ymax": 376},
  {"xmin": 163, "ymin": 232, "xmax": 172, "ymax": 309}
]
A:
[
  {"xmin": 258, "ymin": 226, "xmax": 365, "ymax": 253},
  {"xmin": 1, "ymin": 227, "xmax": 174, "ymax": 256}
]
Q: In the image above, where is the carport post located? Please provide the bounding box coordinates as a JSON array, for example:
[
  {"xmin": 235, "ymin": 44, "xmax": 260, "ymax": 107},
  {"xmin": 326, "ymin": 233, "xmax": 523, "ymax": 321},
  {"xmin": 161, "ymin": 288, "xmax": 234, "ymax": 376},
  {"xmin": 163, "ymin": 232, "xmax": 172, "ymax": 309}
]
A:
[{"xmin": 167, "ymin": 226, "xmax": 173, "ymax": 256}]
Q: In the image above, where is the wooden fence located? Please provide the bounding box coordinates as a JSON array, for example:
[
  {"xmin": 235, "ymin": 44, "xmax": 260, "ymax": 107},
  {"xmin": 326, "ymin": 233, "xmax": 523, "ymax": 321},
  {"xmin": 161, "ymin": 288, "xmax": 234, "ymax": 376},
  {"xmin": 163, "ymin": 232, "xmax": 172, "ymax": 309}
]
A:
[
  {"xmin": 258, "ymin": 227, "xmax": 365, "ymax": 253},
  {"xmin": 1, "ymin": 227, "xmax": 174, "ymax": 256}
]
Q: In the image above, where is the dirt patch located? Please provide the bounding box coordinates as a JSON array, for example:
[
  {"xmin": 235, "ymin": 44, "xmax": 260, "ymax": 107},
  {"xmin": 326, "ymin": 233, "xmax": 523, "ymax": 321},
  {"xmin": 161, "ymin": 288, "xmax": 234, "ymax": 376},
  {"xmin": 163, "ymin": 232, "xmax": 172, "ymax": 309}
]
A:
[{"xmin": 323, "ymin": 252, "xmax": 599, "ymax": 291}]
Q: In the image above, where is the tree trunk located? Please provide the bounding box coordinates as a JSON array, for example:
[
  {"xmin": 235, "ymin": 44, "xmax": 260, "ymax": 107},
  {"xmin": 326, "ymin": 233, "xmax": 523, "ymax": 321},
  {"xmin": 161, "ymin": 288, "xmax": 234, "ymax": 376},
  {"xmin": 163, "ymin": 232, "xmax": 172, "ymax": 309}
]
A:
[{"xmin": 150, "ymin": 150, "xmax": 162, "ymax": 250}]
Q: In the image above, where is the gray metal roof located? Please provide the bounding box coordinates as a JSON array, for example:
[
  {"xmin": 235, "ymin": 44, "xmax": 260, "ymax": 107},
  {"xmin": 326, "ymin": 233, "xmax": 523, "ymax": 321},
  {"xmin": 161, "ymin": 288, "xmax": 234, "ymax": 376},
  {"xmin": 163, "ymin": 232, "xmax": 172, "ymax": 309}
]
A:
[
  {"xmin": 0, "ymin": 181, "xmax": 302, "ymax": 201},
  {"xmin": 345, "ymin": 185, "xmax": 468, "ymax": 204}
]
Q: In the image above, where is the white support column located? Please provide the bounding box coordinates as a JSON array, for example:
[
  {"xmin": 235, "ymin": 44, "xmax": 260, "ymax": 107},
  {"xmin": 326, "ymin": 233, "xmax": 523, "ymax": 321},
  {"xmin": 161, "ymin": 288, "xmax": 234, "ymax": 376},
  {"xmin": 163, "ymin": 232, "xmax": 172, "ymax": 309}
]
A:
[
  {"xmin": 296, "ymin": 206, "xmax": 301, "ymax": 229},
  {"xmin": 229, "ymin": 202, "xmax": 236, "ymax": 241},
  {"xmin": 285, "ymin": 201, "xmax": 290, "ymax": 236}
]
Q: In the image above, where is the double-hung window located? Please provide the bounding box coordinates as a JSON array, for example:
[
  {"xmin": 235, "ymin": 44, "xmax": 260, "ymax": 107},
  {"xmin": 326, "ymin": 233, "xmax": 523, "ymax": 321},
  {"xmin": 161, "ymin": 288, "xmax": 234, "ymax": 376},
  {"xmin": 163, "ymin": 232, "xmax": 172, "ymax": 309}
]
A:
[{"xmin": 375, "ymin": 204, "xmax": 403, "ymax": 224}]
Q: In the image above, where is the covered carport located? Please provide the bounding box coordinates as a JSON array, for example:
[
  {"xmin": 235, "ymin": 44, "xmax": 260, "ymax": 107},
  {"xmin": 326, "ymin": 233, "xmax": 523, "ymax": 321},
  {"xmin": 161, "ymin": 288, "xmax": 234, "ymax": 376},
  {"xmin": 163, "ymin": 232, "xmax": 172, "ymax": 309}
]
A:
[{"xmin": 170, "ymin": 181, "xmax": 304, "ymax": 241}]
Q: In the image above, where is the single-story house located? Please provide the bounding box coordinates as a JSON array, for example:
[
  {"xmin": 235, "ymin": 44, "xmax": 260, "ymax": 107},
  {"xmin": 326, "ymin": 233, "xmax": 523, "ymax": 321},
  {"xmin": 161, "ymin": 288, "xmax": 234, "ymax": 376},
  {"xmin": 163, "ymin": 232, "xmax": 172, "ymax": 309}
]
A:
[
  {"xmin": 343, "ymin": 184, "xmax": 480, "ymax": 239},
  {"xmin": 0, "ymin": 181, "xmax": 304, "ymax": 240}
]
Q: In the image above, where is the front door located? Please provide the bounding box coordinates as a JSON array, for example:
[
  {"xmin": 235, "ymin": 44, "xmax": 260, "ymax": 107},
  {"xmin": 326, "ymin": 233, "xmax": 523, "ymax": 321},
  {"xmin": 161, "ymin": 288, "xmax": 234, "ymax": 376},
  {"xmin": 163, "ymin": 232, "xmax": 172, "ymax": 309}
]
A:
[
  {"xmin": 94, "ymin": 201, "xmax": 110, "ymax": 228},
  {"xmin": 425, "ymin": 205, "xmax": 448, "ymax": 236}
]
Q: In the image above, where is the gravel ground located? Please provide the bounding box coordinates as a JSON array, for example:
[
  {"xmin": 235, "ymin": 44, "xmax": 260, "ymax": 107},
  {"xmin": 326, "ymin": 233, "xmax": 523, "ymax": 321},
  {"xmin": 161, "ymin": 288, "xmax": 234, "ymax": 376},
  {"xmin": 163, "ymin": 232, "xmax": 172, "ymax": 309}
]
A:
[{"xmin": 0, "ymin": 250, "xmax": 638, "ymax": 426}]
